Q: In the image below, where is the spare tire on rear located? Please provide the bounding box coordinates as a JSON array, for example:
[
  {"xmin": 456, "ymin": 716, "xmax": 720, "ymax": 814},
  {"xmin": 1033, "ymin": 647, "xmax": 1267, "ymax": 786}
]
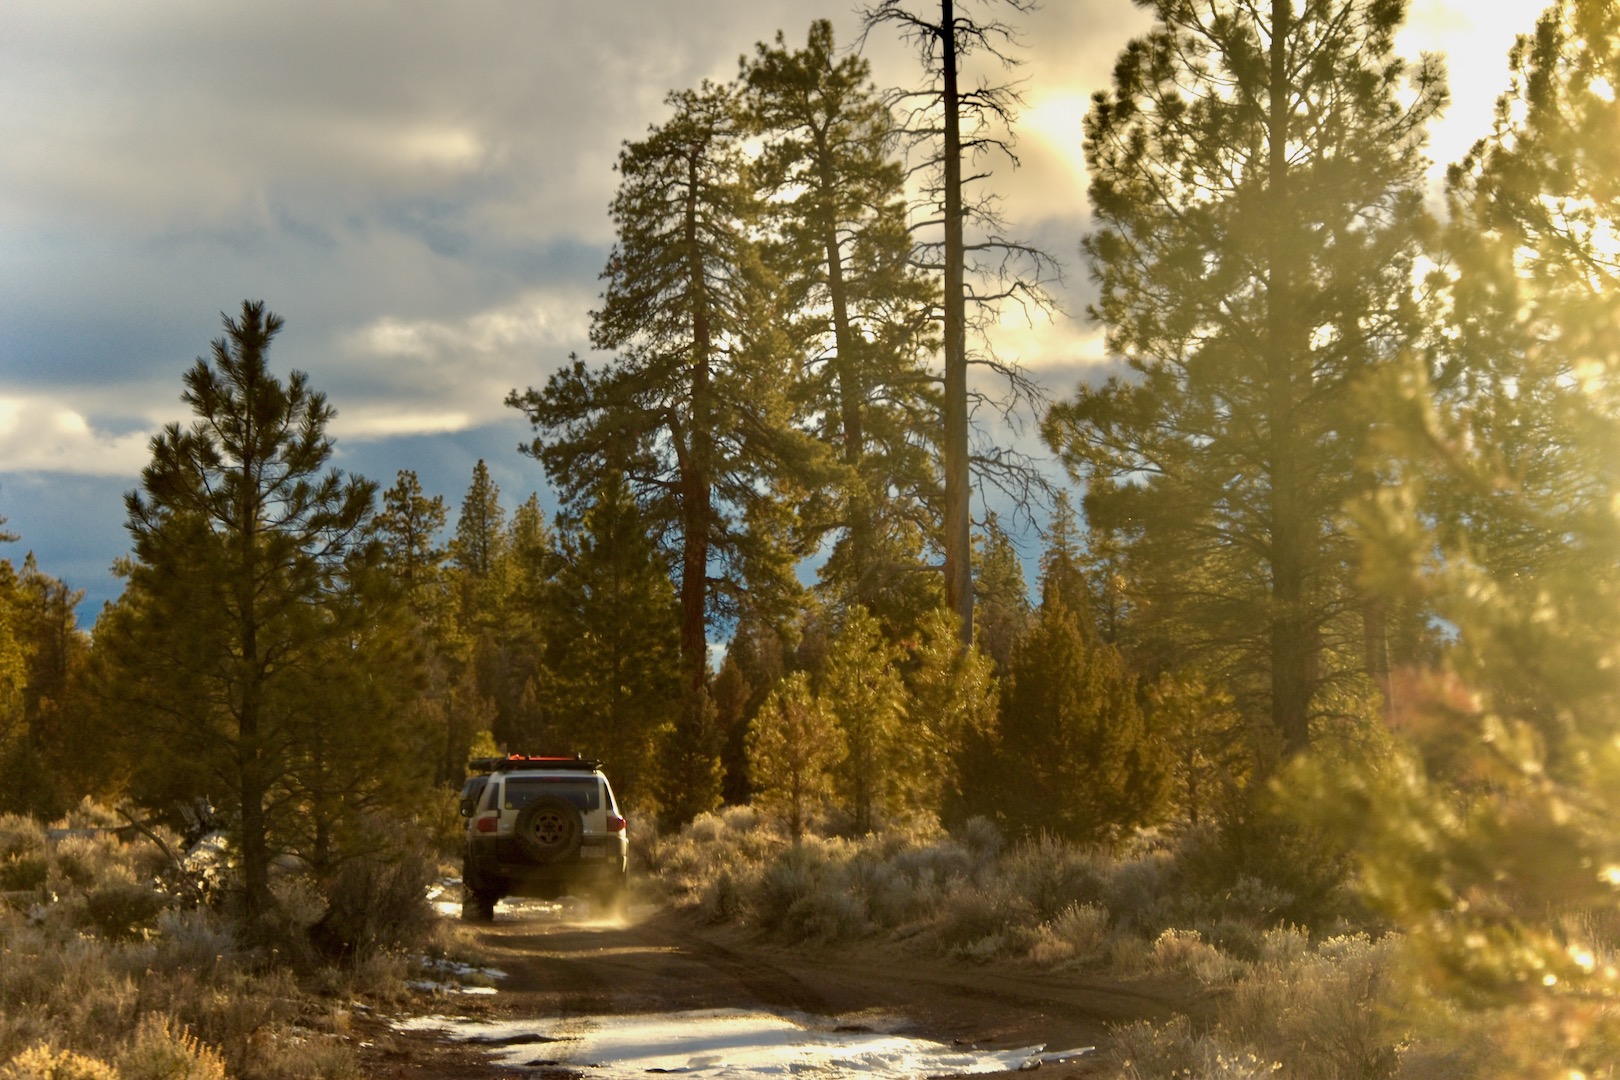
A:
[{"xmin": 514, "ymin": 794, "xmax": 584, "ymax": 863}]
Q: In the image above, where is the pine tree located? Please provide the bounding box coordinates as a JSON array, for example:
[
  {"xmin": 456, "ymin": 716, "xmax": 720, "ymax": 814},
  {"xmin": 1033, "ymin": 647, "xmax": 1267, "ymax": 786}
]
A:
[
  {"xmin": 373, "ymin": 470, "xmax": 490, "ymax": 785},
  {"xmin": 742, "ymin": 21, "xmax": 940, "ymax": 625},
  {"xmin": 1305, "ymin": 3, "xmax": 1620, "ymax": 1068},
  {"xmin": 112, "ymin": 301, "xmax": 381, "ymax": 916},
  {"xmin": 971, "ymin": 512, "xmax": 1029, "ymax": 674},
  {"xmin": 904, "ymin": 607, "xmax": 997, "ymax": 825},
  {"xmin": 998, "ymin": 525, "xmax": 1167, "ymax": 844},
  {"xmin": 1045, "ymin": 0, "xmax": 1446, "ymax": 757},
  {"xmin": 451, "ymin": 460, "xmax": 505, "ymax": 581},
  {"xmin": 542, "ymin": 474, "xmax": 681, "ymax": 811},
  {"xmin": 820, "ymin": 606, "xmax": 909, "ymax": 832},
  {"xmin": 747, "ymin": 671, "xmax": 844, "ymax": 842},
  {"xmin": 509, "ymin": 83, "xmax": 811, "ymax": 706}
]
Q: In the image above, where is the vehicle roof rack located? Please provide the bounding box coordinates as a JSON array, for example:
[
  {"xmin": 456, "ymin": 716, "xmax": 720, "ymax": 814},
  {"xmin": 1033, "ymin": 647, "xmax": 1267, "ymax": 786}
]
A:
[{"xmin": 468, "ymin": 754, "xmax": 604, "ymax": 774}]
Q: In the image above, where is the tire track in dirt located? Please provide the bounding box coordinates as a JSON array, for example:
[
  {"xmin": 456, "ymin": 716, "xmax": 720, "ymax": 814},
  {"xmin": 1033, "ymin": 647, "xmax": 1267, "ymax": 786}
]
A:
[{"xmin": 363, "ymin": 903, "xmax": 1208, "ymax": 1079}]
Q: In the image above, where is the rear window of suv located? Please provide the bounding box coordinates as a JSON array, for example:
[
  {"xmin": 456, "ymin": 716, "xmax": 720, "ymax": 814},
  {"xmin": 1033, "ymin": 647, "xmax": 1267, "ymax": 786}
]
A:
[{"xmin": 502, "ymin": 776, "xmax": 602, "ymax": 812}]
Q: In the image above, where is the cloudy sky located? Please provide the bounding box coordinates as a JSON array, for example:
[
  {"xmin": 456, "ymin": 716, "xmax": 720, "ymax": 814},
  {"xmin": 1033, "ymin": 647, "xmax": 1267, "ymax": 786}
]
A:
[{"xmin": 1, "ymin": 0, "xmax": 1538, "ymax": 617}]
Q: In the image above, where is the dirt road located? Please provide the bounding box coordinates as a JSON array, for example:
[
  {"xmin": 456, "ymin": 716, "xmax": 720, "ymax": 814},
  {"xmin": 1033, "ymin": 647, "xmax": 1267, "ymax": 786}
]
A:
[{"xmin": 363, "ymin": 901, "xmax": 1208, "ymax": 1078}]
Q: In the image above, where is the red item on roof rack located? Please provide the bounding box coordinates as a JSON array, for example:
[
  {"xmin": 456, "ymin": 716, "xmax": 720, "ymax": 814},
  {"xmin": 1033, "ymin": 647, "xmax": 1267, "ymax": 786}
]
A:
[{"xmin": 468, "ymin": 754, "xmax": 604, "ymax": 774}]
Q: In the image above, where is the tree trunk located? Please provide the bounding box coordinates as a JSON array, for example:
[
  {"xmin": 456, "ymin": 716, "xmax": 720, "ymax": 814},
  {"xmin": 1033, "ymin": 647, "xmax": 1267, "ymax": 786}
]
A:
[
  {"xmin": 682, "ymin": 151, "xmax": 714, "ymax": 695},
  {"xmin": 1266, "ymin": 0, "xmax": 1312, "ymax": 758},
  {"xmin": 941, "ymin": 0, "xmax": 973, "ymax": 648}
]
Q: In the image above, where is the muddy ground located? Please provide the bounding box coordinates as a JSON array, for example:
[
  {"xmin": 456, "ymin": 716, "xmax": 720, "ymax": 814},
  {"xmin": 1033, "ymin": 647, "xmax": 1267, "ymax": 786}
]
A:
[{"xmin": 358, "ymin": 901, "xmax": 1213, "ymax": 1079}]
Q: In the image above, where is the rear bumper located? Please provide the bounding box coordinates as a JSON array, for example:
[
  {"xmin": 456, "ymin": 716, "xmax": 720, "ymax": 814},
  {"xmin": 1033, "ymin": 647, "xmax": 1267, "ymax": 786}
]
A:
[{"xmin": 464, "ymin": 837, "xmax": 627, "ymax": 895}]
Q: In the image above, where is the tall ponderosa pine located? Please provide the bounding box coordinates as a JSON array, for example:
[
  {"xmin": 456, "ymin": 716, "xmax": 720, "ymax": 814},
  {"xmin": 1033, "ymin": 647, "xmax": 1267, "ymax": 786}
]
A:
[
  {"xmin": 743, "ymin": 21, "xmax": 940, "ymax": 626},
  {"xmin": 862, "ymin": 0, "xmax": 1060, "ymax": 646},
  {"xmin": 114, "ymin": 302, "xmax": 383, "ymax": 915},
  {"xmin": 1045, "ymin": 0, "xmax": 1446, "ymax": 758},
  {"xmin": 509, "ymin": 83, "xmax": 807, "ymax": 704}
]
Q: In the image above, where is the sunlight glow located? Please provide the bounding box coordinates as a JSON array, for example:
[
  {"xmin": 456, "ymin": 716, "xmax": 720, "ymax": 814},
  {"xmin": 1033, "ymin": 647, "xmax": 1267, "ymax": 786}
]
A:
[{"xmin": 1020, "ymin": 90, "xmax": 1090, "ymax": 189}]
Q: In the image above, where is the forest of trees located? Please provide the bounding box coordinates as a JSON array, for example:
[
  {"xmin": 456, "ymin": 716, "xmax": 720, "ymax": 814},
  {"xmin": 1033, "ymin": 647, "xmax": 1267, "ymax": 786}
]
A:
[{"xmin": 3, "ymin": 0, "xmax": 1620, "ymax": 1061}]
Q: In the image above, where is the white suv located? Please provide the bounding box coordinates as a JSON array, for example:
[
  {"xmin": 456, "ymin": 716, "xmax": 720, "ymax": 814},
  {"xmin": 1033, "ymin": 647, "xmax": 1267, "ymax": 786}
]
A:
[{"xmin": 459, "ymin": 756, "xmax": 629, "ymax": 921}]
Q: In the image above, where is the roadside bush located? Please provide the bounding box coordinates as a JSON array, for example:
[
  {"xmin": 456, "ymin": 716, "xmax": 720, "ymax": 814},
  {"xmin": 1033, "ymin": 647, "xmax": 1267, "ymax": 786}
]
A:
[
  {"xmin": 1141, "ymin": 928, "xmax": 1244, "ymax": 985},
  {"xmin": 0, "ymin": 1044, "xmax": 119, "ymax": 1080},
  {"xmin": 935, "ymin": 880, "xmax": 1038, "ymax": 960},
  {"xmin": 83, "ymin": 873, "xmax": 168, "ymax": 942},
  {"xmin": 309, "ymin": 850, "xmax": 436, "ymax": 962},
  {"xmin": 1107, "ymin": 931, "xmax": 1408, "ymax": 1080},
  {"xmin": 1219, "ymin": 933, "xmax": 1405, "ymax": 1079},
  {"xmin": 1111, "ymin": 1017, "xmax": 1281, "ymax": 1080},
  {"xmin": 0, "ymin": 816, "xmax": 48, "ymax": 892},
  {"xmin": 997, "ymin": 834, "xmax": 1107, "ymax": 920},
  {"xmin": 1029, "ymin": 902, "xmax": 1113, "ymax": 966},
  {"xmin": 117, "ymin": 1015, "xmax": 226, "ymax": 1080}
]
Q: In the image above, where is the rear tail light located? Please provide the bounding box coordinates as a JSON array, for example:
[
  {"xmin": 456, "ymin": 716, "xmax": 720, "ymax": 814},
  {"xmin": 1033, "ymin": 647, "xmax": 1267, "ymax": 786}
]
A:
[
  {"xmin": 607, "ymin": 815, "xmax": 626, "ymax": 833},
  {"xmin": 475, "ymin": 812, "xmax": 499, "ymax": 833}
]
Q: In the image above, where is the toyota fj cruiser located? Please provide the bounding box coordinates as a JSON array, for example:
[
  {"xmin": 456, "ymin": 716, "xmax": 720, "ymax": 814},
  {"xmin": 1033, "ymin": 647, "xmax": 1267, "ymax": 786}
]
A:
[{"xmin": 458, "ymin": 755, "xmax": 629, "ymax": 921}]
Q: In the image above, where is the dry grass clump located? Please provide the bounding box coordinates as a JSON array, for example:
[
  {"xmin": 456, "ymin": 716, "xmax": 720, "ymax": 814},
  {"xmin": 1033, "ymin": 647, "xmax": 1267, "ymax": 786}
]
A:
[
  {"xmin": 0, "ymin": 804, "xmax": 448, "ymax": 1080},
  {"xmin": 116, "ymin": 1015, "xmax": 227, "ymax": 1080},
  {"xmin": 1104, "ymin": 931, "xmax": 1408, "ymax": 1080},
  {"xmin": 0, "ymin": 1044, "xmax": 121, "ymax": 1080}
]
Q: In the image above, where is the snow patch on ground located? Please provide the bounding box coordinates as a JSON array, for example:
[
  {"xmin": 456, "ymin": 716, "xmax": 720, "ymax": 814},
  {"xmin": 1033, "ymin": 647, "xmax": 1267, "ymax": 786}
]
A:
[{"xmin": 396, "ymin": 1008, "xmax": 1091, "ymax": 1078}]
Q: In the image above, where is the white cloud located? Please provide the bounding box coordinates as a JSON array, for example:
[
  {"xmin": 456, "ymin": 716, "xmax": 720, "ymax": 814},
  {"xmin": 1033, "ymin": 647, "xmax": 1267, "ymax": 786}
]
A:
[{"xmin": 0, "ymin": 393, "xmax": 155, "ymax": 476}]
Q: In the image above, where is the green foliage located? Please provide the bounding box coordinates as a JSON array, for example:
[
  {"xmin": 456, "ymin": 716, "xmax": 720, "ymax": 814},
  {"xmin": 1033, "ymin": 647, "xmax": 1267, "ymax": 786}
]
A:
[
  {"xmin": 104, "ymin": 301, "xmax": 428, "ymax": 915},
  {"xmin": 1301, "ymin": 1, "xmax": 1620, "ymax": 1071},
  {"xmin": 508, "ymin": 81, "xmax": 814, "ymax": 688},
  {"xmin": 746, "ymin": 672, "xmax": 844, "ymax": 842},
  {"xmin": 1149, "ymin": 671, "xmax": 1250, "ymax": 829},
  {"xmin": 539, "ymin": 473, "xmax": 681, "ymax": 810},
  {"xmin": 1047, "ymin": 0, "xmax": 1447, "ymax": 756},
  {"xmin": 819, "ymin": 607, "xmax": 909, "ymax": 833},
  {"xmin": 971, "ymin": 513, "xmax": 1029, "ymax": 673},
  {"xmin": 998, "ymin": 532, "xmax": 1169, "ymax": 844},
  {"xmin": 903, "ymin": 608, "xmax": 998, "ymax": 826},
  {"xmin": 0, "ymin": 555, "xmax": 91, "ymax": 820},
  {"xmin": 656, "ymin": 689, "xmax": 726, "ymax": 830},
  {"xmin": 742, "ymin": 20, "xmax": 939, "ymax": 627}
]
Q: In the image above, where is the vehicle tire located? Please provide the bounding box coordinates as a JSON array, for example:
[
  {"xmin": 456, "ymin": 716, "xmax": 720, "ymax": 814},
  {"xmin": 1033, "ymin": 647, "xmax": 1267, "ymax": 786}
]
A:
[
  {"xmin": 462, "ymin": 886, "xmax": 498, "ymax": 922},
  {"xmin": 513, "ymin": 795, "xmax": 584, "ymax": 863}
]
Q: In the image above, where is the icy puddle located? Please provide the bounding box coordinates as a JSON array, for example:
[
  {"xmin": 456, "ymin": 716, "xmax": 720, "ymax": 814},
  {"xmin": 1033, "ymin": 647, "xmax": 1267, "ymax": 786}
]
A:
[{"xmin": 396, "ymin": 1008, "xmax": 1090, "ymax": 1078}]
